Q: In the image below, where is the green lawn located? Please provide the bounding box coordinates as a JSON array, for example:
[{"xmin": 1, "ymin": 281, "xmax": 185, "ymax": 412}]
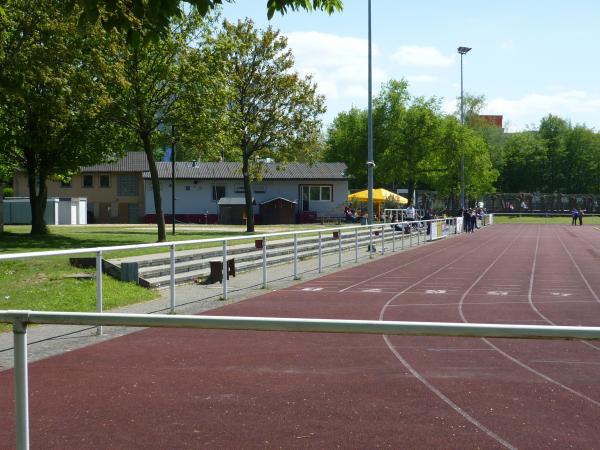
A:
[
  {"xmin": 492, "ymin": 214, "xmax": 600, "ymax": 225},
  {"xmin": 0, "ymin": 223, "xmax": 315, "ymax": 332}
]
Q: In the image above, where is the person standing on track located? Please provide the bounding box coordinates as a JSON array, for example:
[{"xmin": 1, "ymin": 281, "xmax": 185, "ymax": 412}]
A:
[
  {"xmin": 571, "ymin": 208, "xmax": 579, "ymax": 226},
  {"xmin": 578, "ymin": 208, "xmax": 584, "ymax": 226}
]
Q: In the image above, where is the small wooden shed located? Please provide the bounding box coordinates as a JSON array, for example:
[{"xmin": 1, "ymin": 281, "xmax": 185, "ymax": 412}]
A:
[
  {"xmin": 260, "ymin": 197, "xmax": 297, "ymax": 224},
  {"xmin": 218, "ymin": 197, "xmax": 254, "ymax": 225}
]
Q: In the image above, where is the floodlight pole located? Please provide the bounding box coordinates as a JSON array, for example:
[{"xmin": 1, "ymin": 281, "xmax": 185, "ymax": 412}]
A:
[
  {"xmin": 458, "ymin": 46, "xmax": 471, "ymax": 212},
  {"xmin": 367, "ymin": 0, "xmax": 374, "ymax": 225},
  {"xmin": 171, "ymin": 125, "xmax": 176, "ymax": 236}
]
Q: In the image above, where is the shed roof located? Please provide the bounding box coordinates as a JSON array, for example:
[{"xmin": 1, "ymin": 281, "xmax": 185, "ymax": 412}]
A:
[
  {"xmin": 260, "ymin": 197, "xmax": 297, "ymax": 205},
  {"xmin": 217, "ymin": 197, "xmax": 255, "ymax": 206}
]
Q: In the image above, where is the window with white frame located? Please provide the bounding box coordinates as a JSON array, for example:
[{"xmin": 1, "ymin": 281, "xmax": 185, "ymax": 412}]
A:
[
  {"xmin": 308, "ymin": 185, "xmax": 332, "ymax": 201},
  {"xmin": 234, "ymin": 184, "xmax": 245, "ymax": 194}
]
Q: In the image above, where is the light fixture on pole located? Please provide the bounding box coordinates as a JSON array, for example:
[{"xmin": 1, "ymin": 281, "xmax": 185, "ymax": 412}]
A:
[
  {"xmin": 457, "ymin": 46, "xmax": 471, "ymax": 211},
  {"xmin": 367, "ymin": 0, "xmax": 374, "ymax": 225}
]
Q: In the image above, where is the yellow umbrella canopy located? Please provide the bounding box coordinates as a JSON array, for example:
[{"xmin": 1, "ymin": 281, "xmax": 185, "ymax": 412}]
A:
[{"xmin": 347, "ymin": 188, "xmax": 408, "ymax": 205}]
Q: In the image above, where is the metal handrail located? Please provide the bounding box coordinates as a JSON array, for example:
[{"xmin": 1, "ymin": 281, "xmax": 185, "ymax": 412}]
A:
[{"xmin": 1, "ymin": 309, "xmax": 598, "ymax": 450}]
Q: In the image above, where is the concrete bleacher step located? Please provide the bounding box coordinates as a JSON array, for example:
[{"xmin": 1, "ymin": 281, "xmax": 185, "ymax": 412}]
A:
[{"xmin": 105, "ymin": 229, "xmax": 423, "ymax": 289}]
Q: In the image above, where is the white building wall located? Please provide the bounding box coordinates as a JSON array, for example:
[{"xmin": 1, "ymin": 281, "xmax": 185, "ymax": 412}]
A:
[{"xmin": 144, "ymin": 179, "xmax": 348, "ymax": 217}]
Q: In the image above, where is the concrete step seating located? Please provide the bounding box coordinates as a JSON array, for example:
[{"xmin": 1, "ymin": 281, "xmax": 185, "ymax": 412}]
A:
[{"xmin": 105, "ymin": 227, "xmax": 424, "ymax": 289}]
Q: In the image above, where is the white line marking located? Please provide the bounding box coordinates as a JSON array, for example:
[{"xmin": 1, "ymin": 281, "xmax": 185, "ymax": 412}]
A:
[
  {"xmin": 487, "ymin": 291, "xmax": 509, "ymax": 296},
  {"xmin": 457, "ymin": 225, "xmax": 600, "ymax": 408},
  {"xmin": 425, "ymin": 289, "xmax": 447, "ymax": 294},
  {"xmin": 362, "ymin": 288, "xmax": 383, "ymax": 293},
  {"xmin": 378, "ymin": 231, "xmax": 518, "ymax": 449},
  {"xmin": 301, "ymin": 287, "xmax": 323, "ymax": 291}
]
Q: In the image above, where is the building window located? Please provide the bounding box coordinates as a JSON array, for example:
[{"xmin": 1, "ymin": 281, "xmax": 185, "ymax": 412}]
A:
[
  {"xmin": 234, "ymin": 185, "xmax": 245, "ymax": 194},
  {"xmin": 309, "ymin": 185, "xmax": 332, "ymax": 201},
  {"xmin": 82, "ymin": 174, "xmax": 93, "ymax": 188},
  {"xmin": 254, "ymin": 184, "xmax": 266, "ymax": 194},
  {"xmin": 212, "ymin": 185, "xmax": 226, "ymax": 201},
  {"xmin": 117, "ymin": 175, "xmax": 138, "ymax": 196},
  {"xmin": 100, "ymin": 174, "xmax": 110, "ymax": 188}
]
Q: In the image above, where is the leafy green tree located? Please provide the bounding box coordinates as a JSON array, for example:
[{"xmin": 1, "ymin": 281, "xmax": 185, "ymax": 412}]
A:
[
  {"xmin": 539, "ymin": 114, "xmax": 569, "ymax": 192},
  {"xmin": 325, "ymin": 108, "xmax": 369, "ymax": 188},
  {"xmin": 106, "ymin": 11, "xmax": 224, "ymax": 242},
  {"xmin": 72, "ymin": 0, "xmax": 343, "ymax": 45},
  {"xmin": 379, "ymin": 95, "xmax": 442, "ymax": 201},
  {"xmin": 216, "ymin": 19, "xmax": 325, "ymax": 232},
  {"xmin": 497, "ymin": 131, "xmax": 547, "ymax": 193},
  {"xmin": 0, "ymin": 0, "xmax": 122, "ymax": 234},
  {"xmin": 563, "ymin": 125, "xmax": 600, "ymax": 193}
]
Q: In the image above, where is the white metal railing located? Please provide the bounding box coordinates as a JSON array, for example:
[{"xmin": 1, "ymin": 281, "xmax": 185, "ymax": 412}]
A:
[
  {"xmin": 0, "ymin": 219, "xmax": 467, "ymax": 327},
  {"xmin": 1, "ymin": 309, "xmax": 599, "ymax": 450}
]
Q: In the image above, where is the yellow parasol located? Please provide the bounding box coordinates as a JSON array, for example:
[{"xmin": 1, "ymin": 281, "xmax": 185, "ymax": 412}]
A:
[{"xmin": 347, "ymin": 188, "xmax": 408, "ymax": 205}]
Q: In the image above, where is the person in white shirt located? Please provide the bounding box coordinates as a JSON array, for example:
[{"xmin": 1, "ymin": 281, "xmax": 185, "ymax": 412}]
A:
[{"xmin": 405, "ymin": 204, "xmax": 416, "ymax": 220}]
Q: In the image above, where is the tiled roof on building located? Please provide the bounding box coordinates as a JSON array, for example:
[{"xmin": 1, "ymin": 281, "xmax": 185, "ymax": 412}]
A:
[
  {"xmin": 143, "ymin": 161, "xmax": 348, "ymax": 180},
  {"xmin": 80, "ymin": 152, "xmax": 149, "ymax": 172}
]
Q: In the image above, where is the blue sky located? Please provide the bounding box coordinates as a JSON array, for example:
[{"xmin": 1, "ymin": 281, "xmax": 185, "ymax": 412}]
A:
[{"xmin": 222, "ymin": 0, "xmax": 600, "ymax": 132}]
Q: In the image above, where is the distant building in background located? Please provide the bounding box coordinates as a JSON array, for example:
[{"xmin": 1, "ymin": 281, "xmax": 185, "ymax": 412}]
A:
[{"xmin": 478, "ymin": 115, "xmax": 503, "ymax": 130}]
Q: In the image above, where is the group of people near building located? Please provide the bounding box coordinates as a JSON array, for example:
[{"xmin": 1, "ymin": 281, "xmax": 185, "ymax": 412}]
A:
[
  {"xmin": 462, "ymin": 207, "xmax": 485, "ymax": 233},
  {"xmin": 571, "ymin": 208, "xmax": 584, "ymax": 226}
]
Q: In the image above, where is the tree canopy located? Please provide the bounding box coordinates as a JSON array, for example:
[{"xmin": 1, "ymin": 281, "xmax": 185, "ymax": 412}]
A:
[{"xmin": 73, "ymin": 0, "xmax": 343, "ymax": 45}]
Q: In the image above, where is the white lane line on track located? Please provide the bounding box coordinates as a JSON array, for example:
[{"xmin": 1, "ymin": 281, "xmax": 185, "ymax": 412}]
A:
[
  {"xmin": 531, "ymin": 360, "xmax": 600, "ymax": 365},
  {"xmin": 537, "ymin": 228, "xmax": 600, "ymax": 351},
  {"xmin": 458, "ymin": 225, "xmax": 600, "ymax": 408},
  {"xmin": 339, "ymin": 239, "xmax": 464, "ymax": 292},
  {"xmin": 378, "ymin": 229, "xmax": 518, "ymax": 449},
  {"xmin": 387, "ymin": 300, "xmax": 597, "ymax": 307}
]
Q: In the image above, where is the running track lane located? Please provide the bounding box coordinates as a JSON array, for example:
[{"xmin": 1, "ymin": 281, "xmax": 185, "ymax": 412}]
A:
[{"xmin": 0, "ymin": 224, "xmax": 599, "ymax": 448}]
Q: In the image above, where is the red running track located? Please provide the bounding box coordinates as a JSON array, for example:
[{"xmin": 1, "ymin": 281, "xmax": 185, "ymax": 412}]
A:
[{"xmin": 1, "ymin": 224, "xmax": 600, "ymax": 449}]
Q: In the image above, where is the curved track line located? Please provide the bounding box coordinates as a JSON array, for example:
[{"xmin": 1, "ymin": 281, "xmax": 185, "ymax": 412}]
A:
[
  {"xmin": 339, "ymin": 234, "xmax": 466, "ymax": 292},
  {"xmin": 377, "ymin": 228, "xmax": 518, "ymax": 449},
  {"xmin": 528, "ymin": 226, "xmax": 600, "ymax": 351},
  {"xmin": 457, "ymin": 227, "xmax": 600, "ymax": 408}
]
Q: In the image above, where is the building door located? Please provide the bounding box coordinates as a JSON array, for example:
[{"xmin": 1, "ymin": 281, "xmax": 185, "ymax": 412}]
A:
[
  {"xmin": 301, "ymin": 186, "xmax": 310, "ymax": 212},
  {"xmin": 128, "ymin": 204, "xmax": 139, "ymax": 223},
  {"xmin": 99, "ymin": 203, "xmax": 111, "ymax": 223}
]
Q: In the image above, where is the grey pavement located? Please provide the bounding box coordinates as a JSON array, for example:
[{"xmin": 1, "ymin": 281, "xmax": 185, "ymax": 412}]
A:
[{"xmin": 0, "ymin": 234, "xmax": 434, "ymax": 370}]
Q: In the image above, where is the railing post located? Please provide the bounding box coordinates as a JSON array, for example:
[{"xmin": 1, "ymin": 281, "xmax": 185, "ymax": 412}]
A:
[
  {"xmin": 380, "ymin": 225, "xmax": 384, "ymax": 255},
  {"xmin": 409, "ymin": 224, "xmax": 413, "ymax": 248},
  {"xmin": 13, "ymin": 320, "xmax": 29, "ymax": 450},
  {"xmin": 318, "ymin": 232, "xmax": 322, "ymax": 273},
  {"xmin": 293, "ymin": 234, "xmax": 299, "ymax": 280},
  {"xmin": 369, "ymin": 226, "xmax": 373, "ymax": 259},
  {"xmin": 417, "ymin": 223, "xmax": 420, "ymax": 245},
  {"xmin": 392, "ymin": 223, "xmax": 396, "ymax": 252},
  {"xmin": 354, "ymin": 228, "xmax": 358, "ymax": 263},
  {"xmin": 401, "ymin": 222, "xmax": 405, "ymax": 250},
  {"xmin": 169, "ymin": 244, "xmax": 176, "ymax": 313},
  {"xmin": 222, "ymin": 241, "xmax": 228, "ymax": 300},
  {"xmin": 338, "ymin": 228, "xmax": 342, "ymax": 267},
  {"xmin": 262, "ymin": 237, "xmax": 267, "ymax": 289},
  {"xmin": 96, "ymin": 250, "xmax": 103, "ymax": 336}
]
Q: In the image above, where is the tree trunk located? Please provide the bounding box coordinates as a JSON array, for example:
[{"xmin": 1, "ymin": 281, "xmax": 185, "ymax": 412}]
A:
[
  {"xmin": 28, "ymin": 170, "xmax": 48, "ymax": 235},
  {"xmin": 242, "ymin": 156, "xmax": 254, "ymax": 233},
  {"xmin": 0, "ymin": 181, "xmax": 4, "ymax": 234},
  {"xmin": 142, "ymin": 133, "xmax": 167, "ymax": 242}
]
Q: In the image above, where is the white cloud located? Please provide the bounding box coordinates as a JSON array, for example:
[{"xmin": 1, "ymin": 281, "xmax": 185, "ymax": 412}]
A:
[
  {"xmin": 406, "ymin": 74, "xmax": 437, "ymax": 84},
  {"xmin": 285, "ymin": 31, "xmax": 388, "ymax": 103},
  {"xmin": 485, "ymin": 90, "xmax": 600, "ymax": 131},
  {"xmin": 391, "ymin": 46, "xmax": 455, "ymax": 67}
]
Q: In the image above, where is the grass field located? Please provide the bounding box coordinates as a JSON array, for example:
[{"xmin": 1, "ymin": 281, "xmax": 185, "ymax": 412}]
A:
[
  {"xmin": 0, "ymin": 223, "xmax": 348, "ymax": 332},
  {"xmin": 492, "ymin": 214, "xmax": 600, "ymax": 225}
]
